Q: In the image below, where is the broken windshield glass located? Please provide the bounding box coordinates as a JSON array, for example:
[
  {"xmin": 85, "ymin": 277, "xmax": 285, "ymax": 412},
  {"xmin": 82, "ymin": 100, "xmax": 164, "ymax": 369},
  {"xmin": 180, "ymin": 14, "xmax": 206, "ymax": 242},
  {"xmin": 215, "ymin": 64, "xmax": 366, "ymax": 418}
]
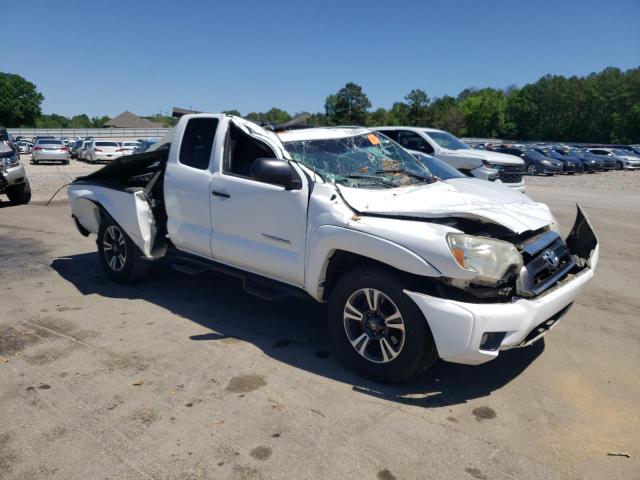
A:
[{"xmin": 283, "ymin": 132, "xmax": 434, "ymax": 188}]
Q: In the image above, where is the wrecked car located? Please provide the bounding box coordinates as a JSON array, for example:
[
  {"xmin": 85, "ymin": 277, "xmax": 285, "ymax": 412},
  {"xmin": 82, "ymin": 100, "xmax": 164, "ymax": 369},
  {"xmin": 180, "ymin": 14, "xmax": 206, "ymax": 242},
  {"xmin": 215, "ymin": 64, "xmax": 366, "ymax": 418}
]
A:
[
  {"xmin": 0, "ymin": 134, "xmax": 31, "ymax": 205},
  {"xmin": 67, "ymin": 115, "xmax": 598, "ymax": 383}
]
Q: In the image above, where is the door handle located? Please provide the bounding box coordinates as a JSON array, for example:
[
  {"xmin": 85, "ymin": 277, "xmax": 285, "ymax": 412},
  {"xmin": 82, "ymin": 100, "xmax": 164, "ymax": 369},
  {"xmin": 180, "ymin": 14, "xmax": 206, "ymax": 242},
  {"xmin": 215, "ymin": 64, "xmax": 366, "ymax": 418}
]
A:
[{"xmin": 211, "ymin": 190, "xmax": 230, "ymax": 198}]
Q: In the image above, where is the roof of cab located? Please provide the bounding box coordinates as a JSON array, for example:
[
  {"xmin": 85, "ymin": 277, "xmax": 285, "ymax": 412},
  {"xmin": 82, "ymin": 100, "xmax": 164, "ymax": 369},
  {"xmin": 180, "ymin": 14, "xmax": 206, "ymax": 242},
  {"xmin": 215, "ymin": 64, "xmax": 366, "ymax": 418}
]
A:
[{"xmin": 278, "ymin": 127, "xmax": 371, "ymax": 142}]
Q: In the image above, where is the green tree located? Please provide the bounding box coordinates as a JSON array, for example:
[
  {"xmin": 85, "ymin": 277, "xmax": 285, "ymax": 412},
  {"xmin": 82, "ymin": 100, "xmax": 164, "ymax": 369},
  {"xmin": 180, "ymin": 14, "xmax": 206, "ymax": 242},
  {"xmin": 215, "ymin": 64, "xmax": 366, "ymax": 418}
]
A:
[
  {"xmin": 326, "ymin": 82, "xmax": 371, "ymax": 125},
  {"xmin": 404, "ymin": 89, "xmax": 430, "ymax": 125},
  {"xmin": 0, "ymin": 72, "xmax": 44, "ymax": 126}
]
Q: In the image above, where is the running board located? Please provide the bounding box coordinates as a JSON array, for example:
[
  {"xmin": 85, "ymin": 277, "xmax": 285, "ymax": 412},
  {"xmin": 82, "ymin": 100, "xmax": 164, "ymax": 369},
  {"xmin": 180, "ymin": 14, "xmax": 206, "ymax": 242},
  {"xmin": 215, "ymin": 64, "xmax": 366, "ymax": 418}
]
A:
[{"xmin": 169, "ymin": 251, "xmax": 306, "ymax": 301}]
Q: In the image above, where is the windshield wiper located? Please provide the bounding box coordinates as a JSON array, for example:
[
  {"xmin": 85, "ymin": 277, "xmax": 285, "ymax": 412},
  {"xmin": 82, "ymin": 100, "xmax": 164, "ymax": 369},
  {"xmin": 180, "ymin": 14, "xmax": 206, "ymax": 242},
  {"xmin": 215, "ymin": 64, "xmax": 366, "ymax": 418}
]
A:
[
  {"xmin": 375, "ymin": 169, "xmax": 435, "ymax": 183},
  {"xmin": 339, "ymin": 174, "xmax": 396, "ymax": 187}
]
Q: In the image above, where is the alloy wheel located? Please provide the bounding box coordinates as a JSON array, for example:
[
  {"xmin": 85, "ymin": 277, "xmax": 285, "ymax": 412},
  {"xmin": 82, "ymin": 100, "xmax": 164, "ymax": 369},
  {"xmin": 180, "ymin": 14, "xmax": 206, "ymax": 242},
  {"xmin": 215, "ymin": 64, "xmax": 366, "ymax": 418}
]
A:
[
  {"xmin": 102, "ymin": 225, "xmax": 127, "ymax": 272},
  {"xmin": 343, "ymin": 288, "xmax": 406, "ymax": 363}
]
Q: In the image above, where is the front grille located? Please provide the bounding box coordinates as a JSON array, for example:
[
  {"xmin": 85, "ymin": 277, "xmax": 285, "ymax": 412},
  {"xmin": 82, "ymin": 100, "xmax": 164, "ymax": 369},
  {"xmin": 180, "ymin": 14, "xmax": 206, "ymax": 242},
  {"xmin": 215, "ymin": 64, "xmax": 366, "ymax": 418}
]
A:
[
  {"xmin": 498, "ymin": 166, "xmax": 524, "ymax": 183},
  {"xmin": 517, "ymin": 235, "xmax": 576, "ymax": 297}
]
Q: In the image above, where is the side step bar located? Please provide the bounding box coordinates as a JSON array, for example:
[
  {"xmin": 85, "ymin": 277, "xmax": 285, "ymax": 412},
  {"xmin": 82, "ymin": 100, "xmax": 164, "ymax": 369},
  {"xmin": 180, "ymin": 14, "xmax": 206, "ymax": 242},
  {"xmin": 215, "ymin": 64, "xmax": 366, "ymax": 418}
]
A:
[{"xmin": 170, "ymin": 251, "xmax": 306, "ymax": 301}]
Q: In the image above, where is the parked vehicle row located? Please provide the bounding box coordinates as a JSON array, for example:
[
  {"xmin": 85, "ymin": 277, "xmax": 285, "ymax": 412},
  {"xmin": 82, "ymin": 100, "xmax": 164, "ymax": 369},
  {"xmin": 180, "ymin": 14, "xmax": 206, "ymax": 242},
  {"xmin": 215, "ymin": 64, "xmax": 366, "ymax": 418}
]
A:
[{"xmin": 472, "ymin": 141, "xmax": 640, "ymax": 175}]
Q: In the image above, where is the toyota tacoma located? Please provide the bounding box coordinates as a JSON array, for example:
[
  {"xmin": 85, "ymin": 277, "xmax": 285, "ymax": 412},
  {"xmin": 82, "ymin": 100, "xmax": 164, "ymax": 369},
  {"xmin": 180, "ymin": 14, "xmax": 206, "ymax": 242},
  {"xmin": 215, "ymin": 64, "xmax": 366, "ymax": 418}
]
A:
[{"xmin": 66, "ymin": 115, "xmax": 598, "ymax": 382}]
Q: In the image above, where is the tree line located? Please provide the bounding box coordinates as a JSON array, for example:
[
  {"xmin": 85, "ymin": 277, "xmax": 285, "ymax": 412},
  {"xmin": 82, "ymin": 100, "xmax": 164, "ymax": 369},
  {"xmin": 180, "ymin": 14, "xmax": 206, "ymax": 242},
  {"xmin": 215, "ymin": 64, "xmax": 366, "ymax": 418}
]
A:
[{"xmin": 1, "ymin": 66, "xmax": 638, "ymax": 143}]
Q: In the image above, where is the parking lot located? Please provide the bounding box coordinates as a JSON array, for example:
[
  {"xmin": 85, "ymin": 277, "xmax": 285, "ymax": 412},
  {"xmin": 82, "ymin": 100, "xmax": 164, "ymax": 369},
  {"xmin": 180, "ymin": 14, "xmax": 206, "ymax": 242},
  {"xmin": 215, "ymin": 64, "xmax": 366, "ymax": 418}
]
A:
[{"xmin": 1, "ymin": 157, "xmax": 639, "ymax": 479}]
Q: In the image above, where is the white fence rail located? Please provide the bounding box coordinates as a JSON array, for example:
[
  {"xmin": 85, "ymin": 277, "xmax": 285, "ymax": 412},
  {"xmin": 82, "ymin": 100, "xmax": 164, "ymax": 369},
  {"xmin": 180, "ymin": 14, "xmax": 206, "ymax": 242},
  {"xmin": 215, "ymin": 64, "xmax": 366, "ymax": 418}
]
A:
[{"xmin": 7, "ymin": 127, "xmax": 171, "ymax": 139}]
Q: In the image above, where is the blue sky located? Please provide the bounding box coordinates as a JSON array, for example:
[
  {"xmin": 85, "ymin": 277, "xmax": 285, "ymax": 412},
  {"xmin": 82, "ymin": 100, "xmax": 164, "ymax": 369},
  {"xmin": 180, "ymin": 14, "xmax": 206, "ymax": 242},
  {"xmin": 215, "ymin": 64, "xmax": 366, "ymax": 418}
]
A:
[{"xmin": 1, "ymin": 0, "xmax": 638, "ymax": 117}]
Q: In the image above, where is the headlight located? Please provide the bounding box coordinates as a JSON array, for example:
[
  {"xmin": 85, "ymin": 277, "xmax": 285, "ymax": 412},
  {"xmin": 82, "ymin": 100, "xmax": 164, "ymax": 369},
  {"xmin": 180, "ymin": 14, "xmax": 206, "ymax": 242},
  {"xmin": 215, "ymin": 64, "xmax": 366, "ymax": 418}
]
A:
[
  {"xmin": 3, "ymin": 154, "xmax": 19, "ymax": 168},
  {"xmin": 540, "ymin": 160, "xmax": 550, "ymax": 165},
  {"xmin": 446, "ymin": 233, "xmax": 522, "ymax": 285}
]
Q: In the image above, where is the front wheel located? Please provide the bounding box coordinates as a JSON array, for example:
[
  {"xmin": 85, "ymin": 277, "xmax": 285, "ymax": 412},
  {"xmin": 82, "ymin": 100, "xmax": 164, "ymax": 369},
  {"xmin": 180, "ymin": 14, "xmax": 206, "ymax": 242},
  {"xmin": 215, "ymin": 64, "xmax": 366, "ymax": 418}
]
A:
[
  {"xmin": 526, "ymin": 164, "xmax": 538, "ymax": 175},
  {"xmin": 616, "ymin": 161, "xmax": 623, "ymax": 170},
  {"xmin": 328, "ymin": 267, "xmax": 438, "ymax": 383},
  {"xmin": 6, "ymin": 180, "xmax": 31, "ymax": 205},
  {"xmin": 97, "ymin": 218, "xmax": 152, "ymax": 284}
]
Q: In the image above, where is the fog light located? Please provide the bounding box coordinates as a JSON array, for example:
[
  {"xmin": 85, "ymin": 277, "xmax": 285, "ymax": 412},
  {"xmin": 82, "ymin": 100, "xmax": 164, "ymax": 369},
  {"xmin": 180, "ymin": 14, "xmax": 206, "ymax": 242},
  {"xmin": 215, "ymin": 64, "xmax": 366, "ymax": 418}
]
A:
[{"xmin": 480, "ymin": 332, "xmax": 507, "ymax": 351}]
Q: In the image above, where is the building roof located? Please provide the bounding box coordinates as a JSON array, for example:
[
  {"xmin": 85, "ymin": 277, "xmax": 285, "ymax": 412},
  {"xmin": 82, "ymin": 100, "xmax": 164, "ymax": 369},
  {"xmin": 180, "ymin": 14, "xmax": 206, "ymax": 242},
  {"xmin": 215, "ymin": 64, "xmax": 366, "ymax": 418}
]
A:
[{"xmin": 102, "ymin": 111, "xmax": 164, "ymax": 128}]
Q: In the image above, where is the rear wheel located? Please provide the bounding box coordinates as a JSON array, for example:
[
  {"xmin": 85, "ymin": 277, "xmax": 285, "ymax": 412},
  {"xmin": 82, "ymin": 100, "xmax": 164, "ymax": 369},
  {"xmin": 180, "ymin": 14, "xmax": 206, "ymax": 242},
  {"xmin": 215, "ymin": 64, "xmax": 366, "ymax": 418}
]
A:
[
  {"xmin": 328, "ymin": 267, "xmax": 438, "ymax": 383},
  {"xmin": 97, "ymin": 218, "xmax": 152, "ymax": 284},
  {"xmin": 6, "ymin": 179, "xmax": 31, "ymax": 205}
]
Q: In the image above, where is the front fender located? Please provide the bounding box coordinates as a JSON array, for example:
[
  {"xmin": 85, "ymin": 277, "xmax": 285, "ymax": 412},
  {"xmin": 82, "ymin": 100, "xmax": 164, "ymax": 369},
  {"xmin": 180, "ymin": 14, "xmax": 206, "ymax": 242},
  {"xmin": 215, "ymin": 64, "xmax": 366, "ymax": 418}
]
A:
[
  {"xmin": 68, "ymin": 184, "xmax": 156, "ymax": 258},
  {"xmin": 304, "ymin": 225, "xmax": 442, "ymax": 300}
]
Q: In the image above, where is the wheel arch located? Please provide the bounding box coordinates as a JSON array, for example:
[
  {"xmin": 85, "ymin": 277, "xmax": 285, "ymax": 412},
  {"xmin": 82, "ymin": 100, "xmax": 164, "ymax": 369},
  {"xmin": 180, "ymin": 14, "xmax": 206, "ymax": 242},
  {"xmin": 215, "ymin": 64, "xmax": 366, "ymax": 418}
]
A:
[{"xmin": 305, "ymin": 225, "xmax": 442, "ymax": 301}]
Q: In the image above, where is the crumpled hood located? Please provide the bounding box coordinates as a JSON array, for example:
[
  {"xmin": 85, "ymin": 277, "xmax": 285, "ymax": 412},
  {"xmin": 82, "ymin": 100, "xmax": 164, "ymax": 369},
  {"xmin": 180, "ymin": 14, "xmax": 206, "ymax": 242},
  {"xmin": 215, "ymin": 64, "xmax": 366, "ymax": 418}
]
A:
[{"xmin": 337, "ymin": 179, "xmax": 552, "ymax": 234}]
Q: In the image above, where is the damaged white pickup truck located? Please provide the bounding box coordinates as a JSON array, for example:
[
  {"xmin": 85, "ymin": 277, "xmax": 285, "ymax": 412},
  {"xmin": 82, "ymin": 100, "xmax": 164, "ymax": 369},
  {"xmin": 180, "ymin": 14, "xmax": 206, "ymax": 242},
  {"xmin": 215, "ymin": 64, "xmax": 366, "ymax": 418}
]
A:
[{"xmin": 67, "ymin": 114, "xmax": 598, "ymax": 382}]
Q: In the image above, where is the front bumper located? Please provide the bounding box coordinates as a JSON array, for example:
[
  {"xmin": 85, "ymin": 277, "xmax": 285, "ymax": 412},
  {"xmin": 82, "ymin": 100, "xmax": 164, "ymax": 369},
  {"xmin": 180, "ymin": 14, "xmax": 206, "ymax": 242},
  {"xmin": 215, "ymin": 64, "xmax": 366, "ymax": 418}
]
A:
[
  {"xmin": 405, "ymin": 206, "xmax": 598, "ymax": 365},
  {"xmin": 624, "ymin": 161, "xmax": 640, "ymax": 170},
  {"xmin": 1, "ymin": 164, "xmax": 27, "ymax": 189}
]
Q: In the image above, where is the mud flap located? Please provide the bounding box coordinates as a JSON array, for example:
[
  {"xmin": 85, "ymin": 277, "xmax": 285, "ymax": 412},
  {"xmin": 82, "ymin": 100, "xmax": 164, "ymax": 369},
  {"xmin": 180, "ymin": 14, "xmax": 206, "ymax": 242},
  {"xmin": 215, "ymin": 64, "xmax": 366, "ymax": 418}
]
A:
[{"xmin": 565, "ymin": 204, "xmax": 599, "ymax": 269}]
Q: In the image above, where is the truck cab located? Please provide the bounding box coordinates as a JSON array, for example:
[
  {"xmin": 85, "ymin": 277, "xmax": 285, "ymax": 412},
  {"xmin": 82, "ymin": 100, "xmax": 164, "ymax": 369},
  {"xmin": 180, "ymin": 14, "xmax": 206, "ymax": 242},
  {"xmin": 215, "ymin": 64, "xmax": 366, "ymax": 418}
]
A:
[
  {"xmin": 374, "ymin": 126, "xmax": 526, "ymax": 191},
  {"xmin": 67, "ymin": 115, "xmax": 597, "ymax": 383}
]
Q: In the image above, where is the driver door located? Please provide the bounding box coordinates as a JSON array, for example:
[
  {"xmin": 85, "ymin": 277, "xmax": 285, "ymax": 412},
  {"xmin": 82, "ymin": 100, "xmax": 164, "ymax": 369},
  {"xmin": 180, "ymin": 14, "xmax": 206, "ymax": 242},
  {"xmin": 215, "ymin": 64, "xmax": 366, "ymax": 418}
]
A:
[{"xmin": 209, "ymin": 118, "xmax": 309, "ymax": 287}]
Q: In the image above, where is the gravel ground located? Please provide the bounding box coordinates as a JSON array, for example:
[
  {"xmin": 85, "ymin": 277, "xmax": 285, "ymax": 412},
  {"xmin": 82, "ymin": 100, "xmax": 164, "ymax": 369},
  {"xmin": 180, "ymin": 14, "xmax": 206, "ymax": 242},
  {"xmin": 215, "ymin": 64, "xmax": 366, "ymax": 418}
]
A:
[{"xmin": 0, "ymin": 159, "xmax": 639, "ymax": 479}]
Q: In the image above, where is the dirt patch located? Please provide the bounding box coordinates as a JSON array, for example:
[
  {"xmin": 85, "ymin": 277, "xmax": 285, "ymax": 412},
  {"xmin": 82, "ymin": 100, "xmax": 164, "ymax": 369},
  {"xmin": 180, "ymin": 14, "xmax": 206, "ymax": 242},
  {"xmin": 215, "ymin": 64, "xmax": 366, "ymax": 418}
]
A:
[
  {"xmin": 130, "ymin": 409, "xmax": 159, "ymax": 427},
  {"xmin": 249, "ymin": 446, "xmax": 272, "ymax": 461},
  {"xmin": 377, "ymin": 468, "xmax": 397, "ymax": 480},
  {"xmin": 226, "ymin": 375, "xmax": 266, "ymax": 393},
  {"xmin": 23, "ymin": 343, "xmax": 79, "ymax": 366},
  {"xmin": 465, "ymin": 467, "xmax": 488, "ymax": 479},
  {"xmin": 0, "ymin": 325, "xmax": 42, "ymax": 356},
  {"xmin": 0, "ymin": 432, "xmax": 17, "ymax": 475},
  {"xmin": 472, "ymin": 406, "xmax": 496, "ymax": 421}
]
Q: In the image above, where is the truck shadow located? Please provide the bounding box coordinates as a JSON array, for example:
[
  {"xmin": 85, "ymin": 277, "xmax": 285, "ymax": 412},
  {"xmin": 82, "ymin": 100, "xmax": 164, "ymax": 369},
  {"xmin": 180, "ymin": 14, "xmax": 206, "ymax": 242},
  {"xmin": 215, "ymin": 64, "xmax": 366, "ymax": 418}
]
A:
[{"xmin": 52, "ymin": 253, "xmax": 544, "ymax": 408}]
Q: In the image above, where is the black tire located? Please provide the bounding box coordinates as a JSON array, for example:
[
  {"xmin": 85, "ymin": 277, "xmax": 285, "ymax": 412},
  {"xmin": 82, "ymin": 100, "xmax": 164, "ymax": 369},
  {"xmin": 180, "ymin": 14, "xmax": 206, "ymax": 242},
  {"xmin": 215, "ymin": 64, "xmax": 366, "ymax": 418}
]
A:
[
  {"xmin": 328, "ymin": 266, "xmax": 438, "ymax": 383},
  {"xmin": 97, "ymin": 217, "xmax": 152, "ymax": 284},
  {"xmin": 6, "ymin": 180, "xmax": 31, "ymax": 205},
  {"xmin": 526, "ymin": 163, "xmax": 538, "ymax": 176},
  {"xmin": 62, "ymin": 159, "xmax": 69, "ymax": 165},
  {"xmin": 616, "ymin": 161, "xmax": 623, "ymax": 170}
]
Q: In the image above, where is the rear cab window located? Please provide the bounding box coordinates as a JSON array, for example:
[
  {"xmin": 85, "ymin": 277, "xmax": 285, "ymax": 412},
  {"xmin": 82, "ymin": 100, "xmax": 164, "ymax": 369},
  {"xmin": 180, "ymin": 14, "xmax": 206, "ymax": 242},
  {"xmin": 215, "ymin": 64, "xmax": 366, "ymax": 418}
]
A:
[{"xmin": 179, "ymin": 117, "xmax": 219, "ymax": 170}]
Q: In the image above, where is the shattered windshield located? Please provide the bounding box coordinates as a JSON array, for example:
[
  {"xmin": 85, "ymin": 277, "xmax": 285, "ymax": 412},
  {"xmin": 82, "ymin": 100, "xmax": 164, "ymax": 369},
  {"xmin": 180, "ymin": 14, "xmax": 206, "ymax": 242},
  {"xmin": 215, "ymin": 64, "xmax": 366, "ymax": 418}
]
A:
[{"xmin": 283, "ymin": 131, "xmax": 434, "ymax": 188}]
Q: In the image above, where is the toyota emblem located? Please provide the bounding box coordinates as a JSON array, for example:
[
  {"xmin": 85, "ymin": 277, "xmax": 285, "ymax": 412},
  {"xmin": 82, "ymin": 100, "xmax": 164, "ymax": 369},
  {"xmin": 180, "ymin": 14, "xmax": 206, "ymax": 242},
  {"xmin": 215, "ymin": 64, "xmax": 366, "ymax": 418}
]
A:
[{"xmin": 543, "ymin": 249, "xmax": 560, "ymax": 269}]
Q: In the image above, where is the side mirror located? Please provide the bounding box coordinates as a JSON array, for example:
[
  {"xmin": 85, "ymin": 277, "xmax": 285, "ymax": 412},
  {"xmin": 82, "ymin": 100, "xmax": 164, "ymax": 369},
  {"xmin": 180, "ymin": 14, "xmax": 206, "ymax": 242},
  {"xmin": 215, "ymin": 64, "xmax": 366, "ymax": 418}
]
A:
[{"xmin": 251, "ymin": 158, "xmax": 302, "ymax": 190}]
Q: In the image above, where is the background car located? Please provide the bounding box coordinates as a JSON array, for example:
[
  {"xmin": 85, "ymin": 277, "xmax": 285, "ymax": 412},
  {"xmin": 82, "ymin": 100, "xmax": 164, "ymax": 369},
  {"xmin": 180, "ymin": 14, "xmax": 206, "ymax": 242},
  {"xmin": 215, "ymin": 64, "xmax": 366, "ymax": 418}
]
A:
[
  {"xmin": 86, "ymin": 140, "xmax": 123, "ymax": 163},
  {"xmin": 494, "ymin": 146, "xmax": 563, "ymax": 175},
  {"xmin": 77, "ymin": 140, "xmax": 91, "ymax": 161},
  {"xmin": 17, "ymin": 141, "xmax": 33, "ymax": 154},
  {"xmin": 575, "ymin": 148, "xmax": 616, "ymax": 170},
  {"xmin": 117, "ymin": 141, "xmax": 140, "ymax": 156},
  {"xmin": 532, "ymin": 147, "xmax": 582, "ymax": 173},
  {"xmin": 568, "ymin": 149, "xmax": 604, "ymax": 172},
  {"xmin": 587, "ymin": 148, "xmax": 640, "ymax": 170},
  {"xmin": 69, "ymin": 139, "xmax": 84, "ymax": 158},
  {"xmin": 31, "ymin": 139, "xmax": 69, "ymax": 165}
]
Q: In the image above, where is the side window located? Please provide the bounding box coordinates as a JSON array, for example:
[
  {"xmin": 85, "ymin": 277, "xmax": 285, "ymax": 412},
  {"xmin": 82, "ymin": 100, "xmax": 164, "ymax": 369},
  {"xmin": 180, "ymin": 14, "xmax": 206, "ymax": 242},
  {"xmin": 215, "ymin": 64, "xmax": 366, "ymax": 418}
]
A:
[
  {"xmin": 379, "ymin": 130, "xmax": 398, "ymax": 141},
  {"xmin": 223, "ymin": 124, "xmax": 276, "ymax": 178},
  {"xmin": 179, "ymin": 117, "xmax": 218, "ymax": 170},
  {"xmin": 397, "ymin": 131, "xmax": 434, "ymax": 154}
]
